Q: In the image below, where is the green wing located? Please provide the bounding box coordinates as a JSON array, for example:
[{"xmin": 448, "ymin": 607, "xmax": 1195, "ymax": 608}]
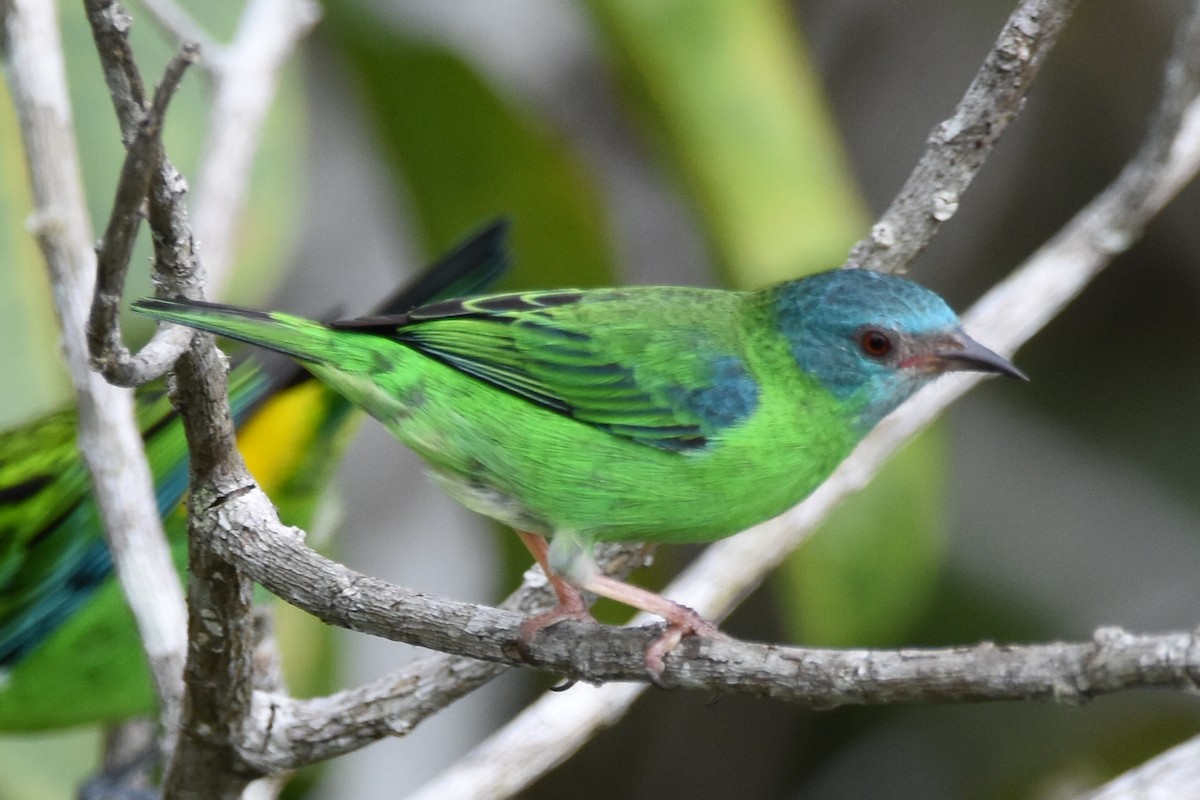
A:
[
  {"xmin": 0, "ymin": 382, "xmax": 182, "ymax": 609},
  {"xmin": 0, "ymin": 370, "xmax": 261, "ymax": 672},
  {"xmin": 0, "ymin": 410, "xmax": 88, "ymax": 551},
  {"xmin": 0, "ymin": 408, "xmax": 95, "ymax": 612},
  {"xmin": 333, "ymin": 287, "xmax": 761, "ymax": 451}
]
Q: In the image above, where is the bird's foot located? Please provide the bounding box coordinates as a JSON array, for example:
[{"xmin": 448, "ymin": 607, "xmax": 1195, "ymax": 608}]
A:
[
  {"xmin": 643, "ymin": 605, "xmax": 727, "ymax": 689},
  {"xmin": 576, "ymin": 572, "xmax": 727, "ymax": 687},
  {"xmin": 514, "ymin": 599, "xmax": 597, "ymax": 665},
  {"xmin": 512, "ymin": 529, "xmax": 599, "ymax": 668}
]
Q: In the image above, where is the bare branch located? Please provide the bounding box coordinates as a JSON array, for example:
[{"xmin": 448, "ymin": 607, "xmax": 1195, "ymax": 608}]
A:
[
  {"xmin": 406, "ymin": 681, "xmax": 644, "ymax": 800},
  {"xmin": 966, "ymin": 0, "xmax": 1200, "ymax": 358},
  {"xmin": 88, "ymin": 41, "xmax": 198, "ymax": 386},
  {"xmin": 844, "ymin": 0, "xmax": 1079, "ymax": 273},
  {"xmin": 0, "ymin": 0, "xmax": 187, "ymax": 736},
  {"xmin": 257, "ymin": 623, "xmax": 1200, "ymax": 773},
  {"xmin": 406, "ymin": 629, "xmax": 1200, "ymax": 800},
  {"xmin": 83, "ymin": 0, "xmax": 146, "ymax": 130},
  {"xmin": 256, "ymin": 657, "xmax": 507, "ymax": 771},
  {"xmin": 81, "ymin": 0, "xmax": 320, "ymax": 390},
  {"xmin": 243, "ymin": 544, "xmax": 649, "ymax": 769},
  {"xmin": 173, "ymin": 477, "xmax": 1200, "ymax": 774},
  {"xmin": 82, "ymin": 0, "xmax": 206, "ymax": 385},
  {"xmin": 160, "ymin": 339, "xmax": 261, "ymax": 800}
]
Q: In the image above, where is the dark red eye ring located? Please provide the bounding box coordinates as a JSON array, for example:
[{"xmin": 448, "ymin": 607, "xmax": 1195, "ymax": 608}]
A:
[{"xmin": 859, "ymin": 328, "xmax": 893, "ymax": 359}]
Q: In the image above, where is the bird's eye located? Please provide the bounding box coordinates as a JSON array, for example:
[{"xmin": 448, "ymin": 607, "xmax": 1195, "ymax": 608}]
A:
[{"xmin": 859, "ymin": 328, "xmax": 893, "ymax": 359}]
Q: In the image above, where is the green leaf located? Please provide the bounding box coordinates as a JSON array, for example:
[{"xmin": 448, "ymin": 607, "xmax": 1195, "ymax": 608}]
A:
[
  {"xmin": 323, "ymin": 2, "xmax": 617, "ymax": 292},
  {"xmin": 584, "ymin": 0, "xmax": 867, "ymax": 286}
]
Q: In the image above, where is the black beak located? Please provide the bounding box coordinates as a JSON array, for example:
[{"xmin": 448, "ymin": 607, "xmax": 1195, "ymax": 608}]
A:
[{"xmin": 935, "ymin": 333, "xmax": 1028, "ymax": 381}]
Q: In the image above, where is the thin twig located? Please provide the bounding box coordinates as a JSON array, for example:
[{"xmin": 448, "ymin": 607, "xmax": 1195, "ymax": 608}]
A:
[
  {"xmin": 84, "ymin": 0, "xmax": 147, "ymax": 135},
  {"xmin": 0, "ymin": 0, "xmax": 187, "ymax": 744},
  {"xmin": 844, "ymin": 0, "xmax": 1079, "ymax": 274},
  {"xmin": 88, "ymin": 41, "xmax": 198, "ymax": 386},
  {"xmin": 137, "ymin": 0, "xmax": 218, "ymax": 57},
  {"xmin": 83, "ymin": 0, "xmax": 203, "ymax": 385}
]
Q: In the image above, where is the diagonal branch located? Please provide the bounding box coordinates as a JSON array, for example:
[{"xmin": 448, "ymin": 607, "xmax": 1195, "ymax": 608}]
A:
[
  {"xmin": 844, "ymin": 0, "xmax": 1079, "ymax": 274},
  {"xmin": 1076, "ymin": 731, "xmax": 1200, "ymax": 800}
]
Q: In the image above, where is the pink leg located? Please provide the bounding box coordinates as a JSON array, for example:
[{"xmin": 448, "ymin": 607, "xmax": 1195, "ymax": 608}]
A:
[
  {"xmin": 514, "ymin": 532, "xmax": 725, "ymax": 683},
  {"xmin": 581, "ymin": 573, "xmax": 727, "ymax": 681},
  {"xmin": 514, "ymin": 531, "xmax": 596, "ymax": 654}
]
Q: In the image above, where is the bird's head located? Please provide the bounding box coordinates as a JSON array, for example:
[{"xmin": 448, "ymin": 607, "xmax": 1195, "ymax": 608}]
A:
[{"xmin": 771, "ymin": 268, "xmax": 1026, "ymax": 431}]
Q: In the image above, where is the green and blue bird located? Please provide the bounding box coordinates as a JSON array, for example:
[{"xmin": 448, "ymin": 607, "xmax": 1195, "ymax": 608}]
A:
[
  {"xmin": 0, "ymin": 222, "xmax": 509, "ymax": 729},
  {"xmin": 134, "ymin": 253, "xmax": 1025, "ymax": 676}
]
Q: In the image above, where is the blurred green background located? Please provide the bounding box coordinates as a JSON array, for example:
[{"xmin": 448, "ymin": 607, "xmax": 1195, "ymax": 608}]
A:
[{"xmin": 1, "ymin": 0, "xmax": 1198, "ymax": 797}]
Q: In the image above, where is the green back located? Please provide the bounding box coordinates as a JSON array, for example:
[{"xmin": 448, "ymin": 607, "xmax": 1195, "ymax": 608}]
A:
[{"xmin": 136, "ymin": 282, "xmax": 860, "ymax": 545}]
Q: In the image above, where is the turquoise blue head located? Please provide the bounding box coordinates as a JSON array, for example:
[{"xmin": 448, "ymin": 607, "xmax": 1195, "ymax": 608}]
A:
[{"xmin": 772, "ymin": 268, "xmax": 1025, "ymax": 431}]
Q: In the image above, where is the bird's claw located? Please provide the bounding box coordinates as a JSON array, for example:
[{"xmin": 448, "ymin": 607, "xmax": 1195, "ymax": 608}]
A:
[
  {"xmin": 643, "ymin": 610, "xmax": 726, "ymax": 688},
  {"xmin": 513, "ymin": 604, "xmax": 596, "ymax": 665}
]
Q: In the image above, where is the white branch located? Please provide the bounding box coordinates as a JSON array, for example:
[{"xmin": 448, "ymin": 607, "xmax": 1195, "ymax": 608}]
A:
[
  {"xmin": 1077, "ymin": 733, "xmax": 1200, "ymax": 800},
  {"xmin": 137, "ymin": 0, "xmax": 217, "ymax": 55},
  {"xmin": 191, "ymin": 0, "xmax": 320, "ymax": 294},
  {"xmin": 0, "ymin": 0, "xmax": 186, "ymax": 733}
]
